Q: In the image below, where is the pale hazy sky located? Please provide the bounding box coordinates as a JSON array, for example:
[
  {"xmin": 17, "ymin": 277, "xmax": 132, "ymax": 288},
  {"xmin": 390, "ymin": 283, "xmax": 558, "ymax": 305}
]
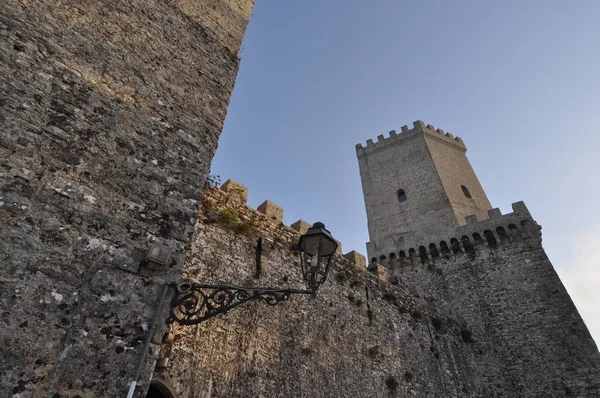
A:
[{"xmin": 212, "ymin": 1, "xmax": 600, "ymax": 346}]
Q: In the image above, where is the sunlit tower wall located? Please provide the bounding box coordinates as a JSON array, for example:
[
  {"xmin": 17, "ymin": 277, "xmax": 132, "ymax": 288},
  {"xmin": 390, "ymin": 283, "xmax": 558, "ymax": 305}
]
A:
[
  {"xmin": 0, "ymin": 0, "xmax": 254, "ymax": 396},
  {"xmin": 356, "ymin": 121, "xmax": 600, "ymax": 397},
  {"xmin": 356, "ymin": 120, "xmax": 491, "ymax": 264}
]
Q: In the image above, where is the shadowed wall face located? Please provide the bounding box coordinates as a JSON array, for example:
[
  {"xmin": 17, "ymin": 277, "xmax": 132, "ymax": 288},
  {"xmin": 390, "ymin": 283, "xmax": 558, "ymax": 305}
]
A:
[
  {"xmin": 159, "ymin": 186, "xmax": 482, "ymax": 398},
  {"xmin": 397, "ymin": 239, "xmax": 600, "ymax": 397},
  {"xmin": 422, "ymin": 133, "xmax": 491, "ymax": 226},
  {"xmin": 0, "ymin": 0, "xmax": 253, "ymax": 396}
]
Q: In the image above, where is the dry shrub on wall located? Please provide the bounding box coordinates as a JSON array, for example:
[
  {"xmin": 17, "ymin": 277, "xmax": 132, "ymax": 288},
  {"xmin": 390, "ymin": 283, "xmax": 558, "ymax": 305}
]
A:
[
  {"xmin": 217, "ymin": 208, "xmax": 253, "ymax": 235},
  {"xmin": 218, "ymin": 208, "xmax": 239, "ymax": 227}
]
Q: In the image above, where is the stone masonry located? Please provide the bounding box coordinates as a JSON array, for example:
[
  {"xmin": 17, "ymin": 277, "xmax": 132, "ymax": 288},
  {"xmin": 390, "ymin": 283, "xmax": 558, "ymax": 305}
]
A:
[
  {"xmin": 357, "ymin": 122, "xmax": 600, "ymax": 397},
  {"xmin": 156, "ymin": 183, "xmax": 484, "ymax": 397},
  {"xmin": 357, "ymin": 120, "xmax": 492, "ymax": 258},
  {"xmin": 0, "ymin": 1, "xmax": 254, "ymax": 396},
  {"xmin": 4, "ymin": 0, "xmax": 599, "ymax": 396}
]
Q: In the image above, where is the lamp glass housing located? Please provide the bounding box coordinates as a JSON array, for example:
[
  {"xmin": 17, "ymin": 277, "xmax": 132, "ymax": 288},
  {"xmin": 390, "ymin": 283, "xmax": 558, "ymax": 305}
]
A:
[{"xmin": 298, "ymin": 222, "xmax": 338, "ymax": 291}]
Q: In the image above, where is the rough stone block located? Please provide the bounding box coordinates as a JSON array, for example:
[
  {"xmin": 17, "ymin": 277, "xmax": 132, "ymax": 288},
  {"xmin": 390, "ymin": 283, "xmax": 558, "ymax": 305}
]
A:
[
  {"xmin": 512, "ymin": 201, "xmax": 531, "ymax": 217},
  {"xmin": 290, "ymin": 219, "xmax": 311, "ymax": 234},
  {"xmin": 257, "ymin": 200, "xmax": 283, "ymax": 223},
  {"xmin": 488, "ymin": 208, "xmax": 502, "ymax": 218},
  {"xmin": 334, "ymin": 239, "xmax": 342, "ymax": 255},
  {"xmin": 220, "ymin": 179, "xmax": 248, "ymax": 204},
  {"xmin": 367, "ymin": 263, "xmax": 388, "ymax": 281},
  {"xmin": 343, "ymin": 250, "xmax": 366, "ymax": 268},
  {"xmin": 413, "ymin": 120, "xmax": 426, "ymax": 130}
]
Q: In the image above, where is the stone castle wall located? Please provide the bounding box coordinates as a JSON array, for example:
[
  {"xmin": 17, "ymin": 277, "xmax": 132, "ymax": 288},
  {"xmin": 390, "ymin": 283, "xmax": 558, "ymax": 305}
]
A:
[
  {"xmin": 200, "ymin": 180, "xmax": 355, "ymax": 258},
  {"xmin": 0, "ymin": 1, "xmax": 253, "ymax": 396},
  {"xmin": 358, "ymin": 120, "xmax": 600, "ymax": 396},
  {"xmin": 368, "ymin": 201, "xmax": 534, "ymax": 264},
  {"xmin": 388, "ymin": 207, "xmax": 600, "ymax": 397},
  {"xmin": 157, "ymin": 183, "xmax": 486, "ymax": 397}
]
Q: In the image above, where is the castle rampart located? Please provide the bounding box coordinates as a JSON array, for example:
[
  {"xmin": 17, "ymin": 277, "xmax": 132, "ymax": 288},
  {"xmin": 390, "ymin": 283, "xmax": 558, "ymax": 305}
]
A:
[
  {"xmin": 158, "ymin": 181, "xmax": 486, "ymax": 398},
  {"xmin": 368, "ymin": 201, "xmax": 541, "ymax": 269},
  {"xmin": 204, "ymin": 179, "xmax": 361, "ymax": 260},
  {"xmin": 4, "ymin": 0, "xmax": 599, "ymax": 395},
  {"xmin": 395, "ymin": 215, "xmax": 600, "ymax": 397}
]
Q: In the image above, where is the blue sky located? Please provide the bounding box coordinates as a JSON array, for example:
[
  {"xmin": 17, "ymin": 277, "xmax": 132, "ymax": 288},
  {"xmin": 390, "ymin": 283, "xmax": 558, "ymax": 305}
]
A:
[{"xmin": 211, "ymin": 1, "xmax": 600, "ymax": 344}]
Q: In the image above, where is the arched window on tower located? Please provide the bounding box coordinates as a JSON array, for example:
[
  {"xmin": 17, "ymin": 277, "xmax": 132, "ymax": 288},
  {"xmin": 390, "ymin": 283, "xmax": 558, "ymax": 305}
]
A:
[
  {"xmin": 397, "ymin": 189, "xmax": 407, "ymax": 202},
  {"xmin": 461, "ymin": 185, "xmax": 472, "ymax": 199}
]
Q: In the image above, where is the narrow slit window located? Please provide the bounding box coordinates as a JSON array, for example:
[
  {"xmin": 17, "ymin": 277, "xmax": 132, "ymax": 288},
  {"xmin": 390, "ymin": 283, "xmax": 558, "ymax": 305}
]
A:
[
  {"xmin": 461, "ymin": 185, "xmax": 472, "ymax": 198},
  {"xmin": 397, "ymin": 189, "xmax": 407, "ymax": 202}
]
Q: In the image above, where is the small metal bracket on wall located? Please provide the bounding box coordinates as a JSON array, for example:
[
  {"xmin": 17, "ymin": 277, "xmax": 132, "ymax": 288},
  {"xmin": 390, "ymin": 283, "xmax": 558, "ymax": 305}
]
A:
[
  {"xmin": 166, "ymin": 222, "xmax": 337, "ymax": 326},
  {"xmin": 167, "ymin": 282, "xmax": 313, "ymax": 326},
  {"xmin": 255, "ymin": 237, "xmax": 263, "ymax": 278}
]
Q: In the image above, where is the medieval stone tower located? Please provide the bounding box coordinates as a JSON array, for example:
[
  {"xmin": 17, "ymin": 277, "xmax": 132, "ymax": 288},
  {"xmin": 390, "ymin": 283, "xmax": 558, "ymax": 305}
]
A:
[
  {"xmin": 357, "ymin": 120, "xmax": 600, "ymax": 397},
  {"xmin": 357, "ymin": 120, "xmax": 491, "ymax": 258}
]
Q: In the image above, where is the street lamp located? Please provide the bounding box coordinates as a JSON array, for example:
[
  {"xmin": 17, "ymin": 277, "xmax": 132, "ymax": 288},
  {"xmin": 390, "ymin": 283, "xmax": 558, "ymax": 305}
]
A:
[
  {"xmin": 167, "ymin": 222, "xmax": 337, "ymax": 326},
  {"xmin": 298, "ymin": 222, "xmax": 337, "ymax": 291}
]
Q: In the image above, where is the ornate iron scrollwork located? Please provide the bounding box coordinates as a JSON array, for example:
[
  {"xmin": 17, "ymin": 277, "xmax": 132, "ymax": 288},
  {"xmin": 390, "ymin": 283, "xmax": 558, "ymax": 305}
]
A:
[{"xmin": 167, "ymin": 282, "xmax": 313, "ymax": 326}]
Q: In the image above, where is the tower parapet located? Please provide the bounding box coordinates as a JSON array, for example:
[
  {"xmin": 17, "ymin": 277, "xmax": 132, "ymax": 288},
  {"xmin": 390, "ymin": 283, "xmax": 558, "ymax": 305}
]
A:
[
  {"xmin": 368, "ymin": 201, "xmax": 541, "ymax": 269},
  {"xmin": 356, "ymin": 120, "xmax": 466, "ymax": 158}
]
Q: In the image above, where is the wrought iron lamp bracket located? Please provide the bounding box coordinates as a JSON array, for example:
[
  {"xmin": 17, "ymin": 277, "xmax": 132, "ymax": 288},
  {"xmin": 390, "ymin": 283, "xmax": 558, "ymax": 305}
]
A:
[{"xmin": 167, "ymin": 282, "xmax": 314, "ymax": 326}]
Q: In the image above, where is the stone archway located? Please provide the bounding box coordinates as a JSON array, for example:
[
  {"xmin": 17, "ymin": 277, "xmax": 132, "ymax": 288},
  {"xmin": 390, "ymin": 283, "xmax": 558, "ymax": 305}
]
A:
[{"xmin": 145, "ymin": 380, "xmax": 176, "ymax": 398}]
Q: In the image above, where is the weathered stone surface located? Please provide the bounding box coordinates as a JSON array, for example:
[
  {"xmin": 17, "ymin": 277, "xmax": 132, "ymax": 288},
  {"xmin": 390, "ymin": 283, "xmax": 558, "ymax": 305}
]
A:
[
  {"xmin": 358, "ymin": 124, "xmax": 600, "ymax": 397},
  {"xmin": 393, "ymin": 227, "xmax": 600, "ymax": 397},
  {"xmin": 290, "ymin": 219, "xmax": 311, "ymax": 234},
  {"xmin": 0, "ymin": 0, "xmax": 253, "ymax": 396},
  {"xmin": 257, "ymin": 200, "xmax": 284, "ymax": 223},
  {"xmin": 357, "ymin": 120, "xmax": 492, "ymax": 259},
  {"xmin": 368, "ymin": 263, "xmax": 389, "ymax": 282},
  {"xmin": 158, "ymin": 191, "xmax": 483, "ymax": 397},
  {"xmin": 343, "ymin": 250, "xmax": 367, "ymax": 268},
  {"xmin": 220, "ymin": 178, "xmax": 249, "ymax": 204}
]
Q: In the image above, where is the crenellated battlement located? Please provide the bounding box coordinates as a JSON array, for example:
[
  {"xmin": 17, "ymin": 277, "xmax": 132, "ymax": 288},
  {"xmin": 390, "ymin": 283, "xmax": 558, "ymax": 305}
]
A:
[
  {"xmin": 367, "ymin": 201, "xmax": 542, "ymax": 272},
  {"xmin": 203, "ymin": 178, "xmax": 365, "ymax": 266},
  {"xmin": 356, "ymin": 120, "xmax": 466, "ymax": 156}
]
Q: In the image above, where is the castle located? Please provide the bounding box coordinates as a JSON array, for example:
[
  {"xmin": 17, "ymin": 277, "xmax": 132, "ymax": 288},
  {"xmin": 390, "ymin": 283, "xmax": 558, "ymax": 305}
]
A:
[
  {"xmin": 356, "ymin": 120, "xmax": 600, "ymax": 396},
  {"xmin": 1, "ymin": 1, "xmax": 599, "ymax": 397}
]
